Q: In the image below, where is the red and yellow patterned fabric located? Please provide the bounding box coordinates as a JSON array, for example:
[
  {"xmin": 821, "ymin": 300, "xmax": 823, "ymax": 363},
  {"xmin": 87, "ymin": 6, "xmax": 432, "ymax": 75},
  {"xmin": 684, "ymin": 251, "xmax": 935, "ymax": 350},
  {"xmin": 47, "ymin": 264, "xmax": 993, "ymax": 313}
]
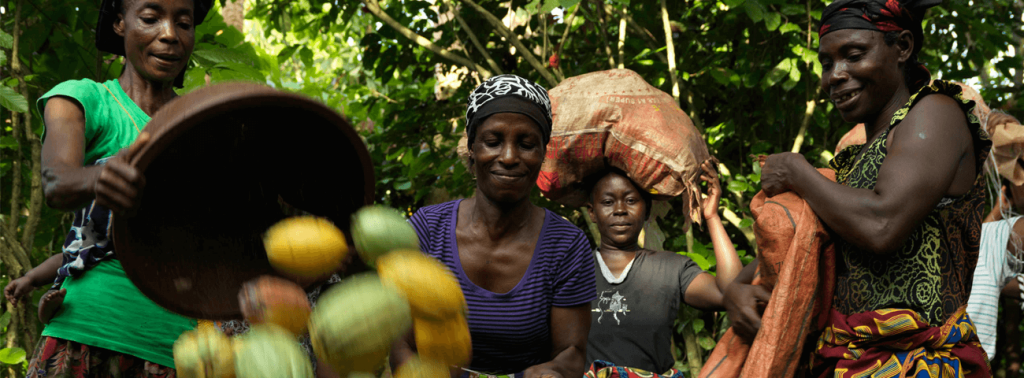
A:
[
  {"xmin": 585, "ymin": 360, "xmax": 686, "ymax": 378},
  {"xmin": 812, "ymin": 306, "xmax": 990, "ymax": 378}
]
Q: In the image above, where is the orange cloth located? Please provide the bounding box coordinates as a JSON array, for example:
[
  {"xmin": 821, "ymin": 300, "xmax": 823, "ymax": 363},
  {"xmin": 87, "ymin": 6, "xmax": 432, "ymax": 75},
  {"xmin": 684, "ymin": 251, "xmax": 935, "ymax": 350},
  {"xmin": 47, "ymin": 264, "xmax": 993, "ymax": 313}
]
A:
[{"xmin": 699, "ymin": 168, "xmax": 836, "ymax": 378}]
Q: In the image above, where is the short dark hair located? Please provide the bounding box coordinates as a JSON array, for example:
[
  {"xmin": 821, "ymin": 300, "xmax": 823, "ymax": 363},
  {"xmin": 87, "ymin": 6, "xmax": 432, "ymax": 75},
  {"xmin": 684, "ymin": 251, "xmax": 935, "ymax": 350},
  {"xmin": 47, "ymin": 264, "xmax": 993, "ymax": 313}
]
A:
[{"xmin": 584, "ymin": 167, "xmax": 653, "ymax": 219}]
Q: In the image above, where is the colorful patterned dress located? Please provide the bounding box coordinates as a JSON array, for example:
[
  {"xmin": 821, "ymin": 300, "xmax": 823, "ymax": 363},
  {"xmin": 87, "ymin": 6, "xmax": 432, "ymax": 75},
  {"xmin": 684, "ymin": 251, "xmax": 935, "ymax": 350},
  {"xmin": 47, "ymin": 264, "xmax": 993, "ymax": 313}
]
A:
[{"xmin": 815, "ymin": 80, "xmax": 992, "ymax": 378}]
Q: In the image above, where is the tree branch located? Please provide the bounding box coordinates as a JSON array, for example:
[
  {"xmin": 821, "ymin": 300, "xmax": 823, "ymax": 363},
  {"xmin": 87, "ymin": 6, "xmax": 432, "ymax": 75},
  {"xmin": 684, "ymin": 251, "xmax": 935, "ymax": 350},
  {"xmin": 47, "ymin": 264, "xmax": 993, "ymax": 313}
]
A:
[
  {"xmin": 591, "ymin": 0, "xmax": 616, "ymax": 68},
  {"xmin": 613, "ymin": 5, "xmax": 667, "ymax": 63},
  {"xmin": 7, "ymin": 0, "xmax": 25, "ymax": 239},
  {"xmin": 461, "ymin": 0, "xmax": 559, "ymax": 87},
  {"xmin": 362, "ymin": 0, "xmax": 492, "ymax": 78},
  {"xmin": 21, "ymin": 87, "xmax": 43, "ymax": 252},
  {"xmin": 554, "ymin": 3, "xmax": 581, "ymax": 82},
  {"xmin": 660, "ymin": 0, "xmax": 681, "ymax": 102},
  {"xmin": 790, "ymin": 0, "xmax": 821, "ymax": 153},
  {"xmin": 443, "ymin": 0, "xmax": 502, "ymax": 77},
  {"xmin": 617, "ymin": 8, "xmax": 626, "ymax": 69}
]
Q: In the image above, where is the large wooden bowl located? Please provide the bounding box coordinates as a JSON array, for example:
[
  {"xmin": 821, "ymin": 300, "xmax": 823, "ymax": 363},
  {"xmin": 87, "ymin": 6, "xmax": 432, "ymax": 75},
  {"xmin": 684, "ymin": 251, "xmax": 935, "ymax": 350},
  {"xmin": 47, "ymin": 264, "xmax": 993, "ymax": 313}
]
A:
[{"xmin": 112, "ymin": 83, "xmax": 374, "ymax": 320}]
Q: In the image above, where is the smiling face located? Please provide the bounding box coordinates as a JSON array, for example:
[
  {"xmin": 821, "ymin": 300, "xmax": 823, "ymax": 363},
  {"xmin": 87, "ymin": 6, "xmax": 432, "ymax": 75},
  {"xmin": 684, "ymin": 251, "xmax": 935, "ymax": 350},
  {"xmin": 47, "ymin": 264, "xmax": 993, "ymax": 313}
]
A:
[
  {"xmin": 818, "ymin": 29, "xmax": 910, "ymax": 124},
  {"xmin": 115, "ymin": 0, "xmax": 196, "ymax": 84},
  {"xmin": 588, "ymin": 172, "xmax": 647, "ymax": 250},
  {"xmin": 469, "ymin": 113, "xmax": 546, "ymax": 204}
]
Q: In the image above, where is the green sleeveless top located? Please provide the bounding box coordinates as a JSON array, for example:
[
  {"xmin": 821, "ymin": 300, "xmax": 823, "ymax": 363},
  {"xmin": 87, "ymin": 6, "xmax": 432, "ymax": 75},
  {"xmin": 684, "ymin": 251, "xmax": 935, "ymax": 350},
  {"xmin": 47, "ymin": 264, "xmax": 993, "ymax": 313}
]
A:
[{"xmin": 828, "ymin": 80, "xmax": 992, "ymax": 326}]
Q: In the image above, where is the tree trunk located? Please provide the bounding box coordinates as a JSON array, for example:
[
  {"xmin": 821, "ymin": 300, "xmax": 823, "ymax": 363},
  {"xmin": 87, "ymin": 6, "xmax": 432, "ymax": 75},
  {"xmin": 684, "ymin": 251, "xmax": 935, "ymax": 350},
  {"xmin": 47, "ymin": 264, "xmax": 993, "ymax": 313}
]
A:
[
  {"xmin": 682, "ymin": 328, "xmax": 703, "ymax": 378},
  {"xmin": 20, "ymin": 95, "xmax": 42, "ymax": 253},
  {"xmin": 222, "ymin": 0, "xmax": 245, "ymax": 32},
  {"xmin": 660, "ymin": 0, "xmax": 681, "ymax": 103},
  {"xmin": 2, "ymin": 3, "xmax": 37, "ymax": 374}
]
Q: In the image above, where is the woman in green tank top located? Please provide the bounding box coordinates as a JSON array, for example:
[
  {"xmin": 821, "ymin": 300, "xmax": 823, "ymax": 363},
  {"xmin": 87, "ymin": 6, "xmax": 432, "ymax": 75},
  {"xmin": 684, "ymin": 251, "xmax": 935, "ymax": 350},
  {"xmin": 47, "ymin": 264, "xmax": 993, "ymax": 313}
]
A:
[
  {"xmin": 722, "ymin": 0, "xmax": 993, "ymax": 377},
  {"xmin": 2, "ymin": 0, "xmax": 211, "ymax": 376}
]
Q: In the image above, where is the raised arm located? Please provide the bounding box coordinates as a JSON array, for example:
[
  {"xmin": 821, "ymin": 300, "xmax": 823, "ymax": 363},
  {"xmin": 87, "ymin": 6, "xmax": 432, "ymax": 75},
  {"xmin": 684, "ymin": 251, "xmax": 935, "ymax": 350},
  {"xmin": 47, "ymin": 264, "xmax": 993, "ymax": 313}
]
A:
[
  {"xmin": 678, "ymin": 161, "xmax": 744, "ymax": 311},
  {"xmin": 524, "ymin": 304, "xmax": 590, "ymax": 378},
  {"xmin": 760, "ymin": 94, "xmax": 976, "ymax": 255},
  {"xmin": 41, "ymin": 96, "xmax": 149, "ymax": 214},
  {"xmin": 700, "ymin": 160, "xmax": 742, "ymax": 289}
]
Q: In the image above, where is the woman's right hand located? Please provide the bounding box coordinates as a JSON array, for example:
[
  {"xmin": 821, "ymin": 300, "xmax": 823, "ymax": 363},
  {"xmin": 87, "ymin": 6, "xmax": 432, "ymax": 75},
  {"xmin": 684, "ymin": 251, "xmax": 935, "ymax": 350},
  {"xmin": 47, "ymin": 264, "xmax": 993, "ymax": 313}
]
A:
[
  {"xmin": 4, "ymin": 276, "xmax": 34, "ymax": 304},
  {"xmin": 723, "ymin": 281, "xmax": 772, "ymax": 343},
  {"xmin": 94, "ymin": 132, "xmax": 150, "ymax": 215}
]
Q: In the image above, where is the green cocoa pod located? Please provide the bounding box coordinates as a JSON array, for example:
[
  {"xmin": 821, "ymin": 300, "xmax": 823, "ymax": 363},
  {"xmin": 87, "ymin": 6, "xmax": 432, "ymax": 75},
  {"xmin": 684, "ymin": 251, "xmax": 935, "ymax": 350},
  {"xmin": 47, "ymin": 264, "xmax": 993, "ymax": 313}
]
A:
[
  {"xmin": 309, "ymin": 273, "xmax": 412, "ymax": 374},
  {"xmin": 350, "ymin": 206, "xmax": 420, "ymax": 267},
  {"xmin": 234, "ymin": 324, "xmax": 313, "ymax": 378}
]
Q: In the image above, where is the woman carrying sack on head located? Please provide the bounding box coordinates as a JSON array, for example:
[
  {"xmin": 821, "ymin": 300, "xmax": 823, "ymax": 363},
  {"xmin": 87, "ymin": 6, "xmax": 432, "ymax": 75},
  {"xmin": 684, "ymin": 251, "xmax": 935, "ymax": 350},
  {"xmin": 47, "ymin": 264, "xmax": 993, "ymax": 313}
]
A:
[{"xmin": 4, "ymin": 0, "xmax": 209, "ymax": 375}]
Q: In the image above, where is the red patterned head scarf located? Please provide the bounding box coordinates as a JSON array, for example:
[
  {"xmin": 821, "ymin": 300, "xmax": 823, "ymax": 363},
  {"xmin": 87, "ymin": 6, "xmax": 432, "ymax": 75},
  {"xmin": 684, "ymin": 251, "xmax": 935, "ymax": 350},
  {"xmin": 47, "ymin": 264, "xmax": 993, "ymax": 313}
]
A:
[{"xmin": 818, "ymin": 0, "xmax": 940, "ymax": 89}]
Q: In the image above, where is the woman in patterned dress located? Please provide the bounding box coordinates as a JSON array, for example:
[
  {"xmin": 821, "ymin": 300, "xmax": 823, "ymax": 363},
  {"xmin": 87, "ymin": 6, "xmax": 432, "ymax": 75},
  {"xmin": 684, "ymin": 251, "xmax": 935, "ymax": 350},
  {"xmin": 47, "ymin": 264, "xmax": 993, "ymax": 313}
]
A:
[{"xmin": 724, "ymin": 0, "xmax": 993, "ymax": 377}]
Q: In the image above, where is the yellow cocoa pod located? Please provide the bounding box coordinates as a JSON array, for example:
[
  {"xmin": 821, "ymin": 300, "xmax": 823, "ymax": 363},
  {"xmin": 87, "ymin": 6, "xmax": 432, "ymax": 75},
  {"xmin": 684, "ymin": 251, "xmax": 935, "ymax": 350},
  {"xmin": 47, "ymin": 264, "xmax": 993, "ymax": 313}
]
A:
[
  {"xmin": 309, "ymin": 273, "xmax": 412, "ymax": 374},
  {"xmin": 234, "ymin": 324, "xmax": 313, "ymax": 378},
  {"xmin": 414, "ymin": 315, "xmax": 472, "ymax": 367},
  {"xmin": 377, "ymin": 249, "xmax": 467, "ymax": 320},
  {"xmin": 350, "ymin": 205, "xmax": 420, "ymax": 268},
  {"xmin": 394, "ymin": 357, "xmax": 450, "ymax": 378},
  {"xmin": 173, "ymin": 326, "xmax": 236, "ymax": 378},
  {"xmin": 239, "ymin": 275, "xmax": 311, "ymax": 336},
  {"xmin": 263, "ymin": 216, "xmax": 348, "ymax": 280}
]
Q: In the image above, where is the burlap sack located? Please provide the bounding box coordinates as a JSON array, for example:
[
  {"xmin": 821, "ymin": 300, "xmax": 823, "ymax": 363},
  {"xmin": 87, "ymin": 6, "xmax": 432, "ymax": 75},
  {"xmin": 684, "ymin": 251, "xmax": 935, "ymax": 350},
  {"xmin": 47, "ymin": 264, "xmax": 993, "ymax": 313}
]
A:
[
  {"xmin": 699, "ymin": 168, "xmax": 837, "ymax": 378},
  {"xmin": 532, "ymin": 69, "xmax": 710, "ymax": 223}
]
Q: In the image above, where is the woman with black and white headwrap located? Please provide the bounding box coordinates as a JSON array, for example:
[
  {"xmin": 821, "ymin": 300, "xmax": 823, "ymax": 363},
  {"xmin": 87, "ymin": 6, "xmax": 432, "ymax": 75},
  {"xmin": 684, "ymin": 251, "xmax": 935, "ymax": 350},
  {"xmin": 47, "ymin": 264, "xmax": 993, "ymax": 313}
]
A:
[{"xmin": 392, "ymin": 75, "xmax": 597, "ymax": 378}]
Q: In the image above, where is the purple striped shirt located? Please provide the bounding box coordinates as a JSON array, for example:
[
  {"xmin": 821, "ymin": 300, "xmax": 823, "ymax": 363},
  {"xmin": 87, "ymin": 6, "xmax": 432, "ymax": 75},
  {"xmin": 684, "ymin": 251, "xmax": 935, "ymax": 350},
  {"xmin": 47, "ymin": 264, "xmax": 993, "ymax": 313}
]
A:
[{"xmin": 410, "ymin": 199, "xmax": 597, "ymax": 374}]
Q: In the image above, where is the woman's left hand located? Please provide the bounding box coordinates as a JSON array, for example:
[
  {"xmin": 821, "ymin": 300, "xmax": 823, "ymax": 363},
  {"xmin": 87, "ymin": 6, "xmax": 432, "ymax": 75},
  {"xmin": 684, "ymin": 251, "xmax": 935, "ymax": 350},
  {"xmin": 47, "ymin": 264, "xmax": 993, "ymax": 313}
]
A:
[{"xmin": 760, "ymin": 152, "xmax": 812, "ymax": 197}]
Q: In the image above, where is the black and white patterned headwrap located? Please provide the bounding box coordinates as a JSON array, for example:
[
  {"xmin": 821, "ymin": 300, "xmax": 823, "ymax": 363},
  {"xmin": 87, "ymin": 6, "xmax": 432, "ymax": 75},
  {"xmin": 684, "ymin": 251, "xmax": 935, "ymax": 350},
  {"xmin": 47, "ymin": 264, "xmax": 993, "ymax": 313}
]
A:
[{"xmin": 465, "ymin": 74, "xmax": 552, "ymax": 146}]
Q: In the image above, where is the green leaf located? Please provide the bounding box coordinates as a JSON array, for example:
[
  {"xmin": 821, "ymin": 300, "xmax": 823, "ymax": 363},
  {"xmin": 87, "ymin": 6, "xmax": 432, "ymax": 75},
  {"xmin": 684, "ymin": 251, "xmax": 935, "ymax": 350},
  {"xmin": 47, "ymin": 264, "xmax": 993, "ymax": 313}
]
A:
[
  {"xmin": 0, "ymin": 347, "xmax": 26, "ymax": 365},
  {"xmin": 0, "ymin": 312, "xmax": 10, "ymax": 328},
  {"xmin": 193, "ymin": 48, "xmax": 257, "ymax": 67},
  {"xmin": 764, "ymin": 12, "xmax": 781, "ymax": 31},
  {"xmin": 698, "ymin": 335, "xmax": 717, "ymax": 350},
  {"xmin": 727, "ymin": 180, "xmax": 748, "ymax": 193},
  {"xmin": 710, "ymin": 68, "xmax": 730, "ymax": 86},
  {"xmin": 779, "ymin": 22, "xmax": 801, "ymax": 34},
  {"xmin": 743, "ymin": 0, "xmax": 765, "ymax": 22},
  {"xmin": 300, "ymin": 47, "xmax": 315, "ymax": 69},
  {"xmin": 780, "ymin": 4, "xmax": 803, "ymax": 15},
  {"xmin": 213, "ymin": 62, "xmax": 265, "ymax": 82},
  {"xmin": 722, "ymin": 0, "xmax": 745, "ymax": 8},
  {"xmin": 692, "ymin": 318, "xmax": 705, "ymax": 333},
  {"xmin": 762, "ymin": 57, "xmax": 795, "ymax": 88},
  {"xmin": 683, "ymin": 252, "xmax": 711, "ymax": 270},
  {"xmin": 0, "ymin": 86, "xmax": 29, "ymax": 113},
  {"xmin": 525, "ymin": 0, "xmax": 542, "ymax": 13},
  {"xmin": 0, "ymin": 136, "xmax": 16, "ymax": 149},
  {"xmin": 0, "ymin": 30, "xmax": 12, "ymax": 49},
  {"xmin": 277, "ymin": 45, "xmax": 300, "ymax": 62},
  {"xmin": 539, "ymin": 0, "xmax": 560, "ymax": 14},
  {"xmin": 395, "ymin": 181, "xmax": 412, "ymax": 191},
  {"xmin": 739, "ymin": 218, "xmax": 754, "ymax": 228},
  {"xmin": 792, "ymin": 45, "xmax": 817, "ymax": 64}
]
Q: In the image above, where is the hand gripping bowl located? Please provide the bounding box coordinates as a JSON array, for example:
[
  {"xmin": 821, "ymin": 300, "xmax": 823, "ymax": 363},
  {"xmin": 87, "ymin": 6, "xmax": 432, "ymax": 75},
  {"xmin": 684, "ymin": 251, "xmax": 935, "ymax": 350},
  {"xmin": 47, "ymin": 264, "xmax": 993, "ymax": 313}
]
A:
[{"xmin": 112, "ymin": 83, "xmax": 374, "ymax": 320}]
